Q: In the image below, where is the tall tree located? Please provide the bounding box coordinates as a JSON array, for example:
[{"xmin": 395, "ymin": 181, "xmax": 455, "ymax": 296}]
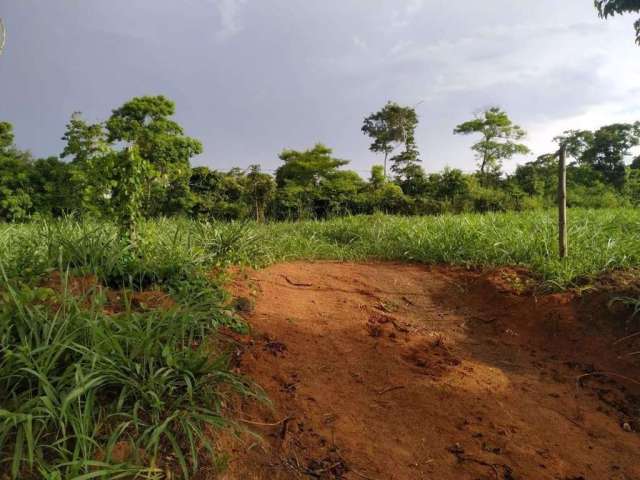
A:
[
  {"xmin": 60, "ymin": 96, "xmax": 203, "ymax": 232},
  {"xmin": 362, "ymin": 102, "xmax": 420, "ymax": 178},
  {"xmin": 106, "ymin": 95, "xmax": 203, "ymax": 216},
  {"xmin": 454, "ymin": 107, "xmax": 530, "ymax": 183},
  {"xmin": 595, "ymin": 0, "xmax": 640, "ymax": 42},
  {"xmin": 245, "ymin": 165, "xmax": 275, "ymax": 222}
]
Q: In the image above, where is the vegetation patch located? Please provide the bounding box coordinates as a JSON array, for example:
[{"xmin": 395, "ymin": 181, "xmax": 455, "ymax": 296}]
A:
[{"xmin": 0, "ymin": 222, "xmax": 256, "ymax": 479}]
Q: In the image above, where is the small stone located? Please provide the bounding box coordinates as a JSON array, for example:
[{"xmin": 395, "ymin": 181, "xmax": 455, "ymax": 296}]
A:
[
  {"xmin": 622, "ymin": 422, "xmax": 632, "ymax": 432},
  {"xmin": 448, "ymin": 443, "xmax": 465, "ymax": 455}
]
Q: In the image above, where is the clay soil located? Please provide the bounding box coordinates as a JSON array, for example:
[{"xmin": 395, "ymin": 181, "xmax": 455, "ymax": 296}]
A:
[{"xmin": 218, "ymin": 262, "xmax": 640, "ymax": 480}]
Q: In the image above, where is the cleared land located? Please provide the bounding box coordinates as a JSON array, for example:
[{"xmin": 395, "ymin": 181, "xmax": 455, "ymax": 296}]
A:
[{"xmin": 223, "ymin": 262, "xmax": 640, "ymax": 480}]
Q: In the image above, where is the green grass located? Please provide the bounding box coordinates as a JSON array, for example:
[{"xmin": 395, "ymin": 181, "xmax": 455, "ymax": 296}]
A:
[
  {"xmin": 0, "ymin": 221, "xmax": 258, "ymax": 479},
  {"xmin": 1, "ymin": 208, "xmax": 639, "ymax": 478},
  {"xmin": 246, "ymin": 208, "xmax": 640, "ymax": 288},
  {"xmin": 2, "ymin": 209, "xmax": 640, "ymax": 288}
]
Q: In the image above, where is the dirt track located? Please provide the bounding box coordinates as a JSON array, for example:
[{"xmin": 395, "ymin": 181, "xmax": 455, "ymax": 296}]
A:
[{"xmin": 219, "ymin": 262, "xmax": 640, "ymax": 480}]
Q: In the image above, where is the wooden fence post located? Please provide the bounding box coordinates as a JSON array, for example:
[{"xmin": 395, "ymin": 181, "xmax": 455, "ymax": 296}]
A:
[{"xmin": 558, "ymin": 145, "xmax": 567, "ymax": 258}]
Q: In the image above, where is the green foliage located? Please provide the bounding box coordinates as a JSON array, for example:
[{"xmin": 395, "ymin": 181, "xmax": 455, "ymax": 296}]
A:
[
  {"xmin": 190, "ymin": 167, "xmax": 249, "ymax": 220},
  {"xmin": 369, "ymin": 165, "xmax": 386, "ymax": 189},
  {"xmin": 0, "ymin": 218, "xmax": 260, "ymax": 479},
  {"xmin": 560, "ymin": 123, "xmax": 640, "ymax": 190},
  {"xmin": 273, "ymin": 144, "xmax": 364, "ymax": 218},
  {"xmin": 362, "ymin": 102, "xmax": 420, "ymax": 177},
  {"xmin": 245, "ymin": 165, "xmax": 275, "ymax": 222},
  {"xmin": 1, "ymin": 206, "xmax": 640, "ymax": 477},
  {"xmin": 454, "ymin": 107, "xmax": 530, "ymax": 181},
  {"xmin": 110, "ymin": 147, "xmax": 151, "ymax": 237},
  {"xmin": 595, "ymin": 0, "xmax": 640, "ymax": 42},
  {"xmin": 4, "ymin": 209, "xmax": 640, "ymax": 291},
  {"xmin": 105, "ymin": 96, "xmax": 202, "ymax": 217},
  {"xmin": 0, "ymin": 281, "xmax": 245, "ymax": 479},
  {"xmin": 275, "ymin": 143, "xmax": 348, "ymax": 187},
  {"xmin": 0, "ymin": 123, "xmax": 36, "ymax": 221},
  {"xmin": 59, "ymin": 97, "xmax": 203, "ymax": 229},
  {"xmin": 249, "ymin": 209, "xmax": 640, "ymax": 288},
  {"xmin": 1, "ymin": 98, "xmax": 640, "ymax": 225}
]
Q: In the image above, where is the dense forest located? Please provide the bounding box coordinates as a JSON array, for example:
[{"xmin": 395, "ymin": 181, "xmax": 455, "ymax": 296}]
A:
[{"xmin": 1, "ymin": 95, "xmax": 640, "ymax": 223}]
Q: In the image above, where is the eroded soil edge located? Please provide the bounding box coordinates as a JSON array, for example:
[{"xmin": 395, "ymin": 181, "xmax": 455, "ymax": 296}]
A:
[{"xmin": 217, "ymin": 262, "xmax": 640, "ymax": 480}]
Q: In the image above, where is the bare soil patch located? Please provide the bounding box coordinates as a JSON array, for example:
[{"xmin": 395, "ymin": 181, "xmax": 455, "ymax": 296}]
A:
[{"xmin": 218, "ymin": 262, "xmax": 640, "ymax": 480}]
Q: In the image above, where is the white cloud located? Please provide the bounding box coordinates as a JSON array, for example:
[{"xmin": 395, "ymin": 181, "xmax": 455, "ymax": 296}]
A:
[
  {"xmin": 405, "ymin": 0, "xmax": 424, "ymax": 16},
  {"xmin": 353, "ymin": 35, "xmax": 367, "ymax": 50},
  {"xmin": 213, "ymin": 0, "xmax": 248, "ymax": 40},
  {"xmin": 390, "ymin": 0, "xmax": 424, "ymax": 29},
  {"xmin": 528, "ymin": 102, "xmax": 640, "ymax": 158}
]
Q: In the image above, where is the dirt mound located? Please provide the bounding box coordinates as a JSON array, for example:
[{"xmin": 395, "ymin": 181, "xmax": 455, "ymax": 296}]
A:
[{"xmin": 218, "ymin": 262, "xmax": 640, "ymax": 480}]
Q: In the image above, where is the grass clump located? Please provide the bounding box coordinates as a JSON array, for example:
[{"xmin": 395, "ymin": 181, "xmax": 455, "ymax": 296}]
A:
[{"xmin": 0, "ymin": 275, "xmax": 251, "ymax": 479}]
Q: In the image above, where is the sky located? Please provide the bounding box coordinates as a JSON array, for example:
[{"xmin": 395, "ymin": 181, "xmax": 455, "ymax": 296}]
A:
[{"xmin": 1, "ymin": 0, "xmax": 640, "ymax": 175}]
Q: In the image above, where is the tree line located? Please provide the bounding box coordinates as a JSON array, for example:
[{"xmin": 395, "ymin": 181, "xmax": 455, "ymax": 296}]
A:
[{"xmin": 1, "ymin": 95, "xmax": 640, "ymax": 223}]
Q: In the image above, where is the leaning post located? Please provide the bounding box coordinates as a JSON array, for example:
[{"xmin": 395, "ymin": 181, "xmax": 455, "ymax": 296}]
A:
[{"xmin": 558, "ymin": 144, "xmax": 568, "ymax": 258}]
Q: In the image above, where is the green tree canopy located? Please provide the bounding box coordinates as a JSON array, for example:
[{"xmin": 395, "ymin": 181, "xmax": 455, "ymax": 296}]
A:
[
  {"xmin": 0, "ymin": 122, "xmax": 35, "ymax": 221},
  {"xmin": 454, "ymin": 107, "xmax": 530, "ymax": 182},
  {"xmin": 368, "ymin": 165, "xmax": 386, "ymax": 190},
  {"xmin": 106, "ymin": 95, "xmax": 203, "ymax": 216},
  {"xmin": 595, "ymin": 0, "xmax": 640, "ymax": 42},
  {"xmin": 60, "ymin": 96, "xmax": 203, "ymax": 233},
  {"xmin": 362, "ymin": 102, "xmax": 420, "ymax": 178},
  {"xmin": 558, "ymin": 122, "xmax": 640, "ymax": 189},
  {"xmin": 0, "ymin": 121, "xmax": 15, "ymax": 151},
  {"xmin": 275, "ymin": 144, "xmax": 348, "ymax": 187},
  {"xmin": 106, "ymin": 96, "xmax": 202, "ymax": 173}
]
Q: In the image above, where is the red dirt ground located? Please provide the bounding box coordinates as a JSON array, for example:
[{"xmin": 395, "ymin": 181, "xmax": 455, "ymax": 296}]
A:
[
  {"xmin": 218, "ymin": 262, "xmax": 640, "ymax": 480},
  {"xmin": 42, "ymin": 271, "xmax": 175, "ymax": 313}
]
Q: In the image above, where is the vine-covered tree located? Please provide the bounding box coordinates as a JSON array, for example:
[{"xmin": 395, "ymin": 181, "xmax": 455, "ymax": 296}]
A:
[
  {"xmin": 106, "ymin": 96, "xmax": 203, "ymax": 216},
  {"xmin": 595, "ymin": 0, "xmax": 640, "ymax": 42},
  {"xmin": 61, "ymin": 112, "xmax": 113, "ymax": 214},
  {"xmin": 454, "ymin": 107, "xmax": 530, "ymax": 183},
  {"xmin": 60, "ymin": 96, "xmax": 203, "ymax": 236},
  {"xmin": 362, "ymin": 102, "xmax": 420, "ymax": 178}
]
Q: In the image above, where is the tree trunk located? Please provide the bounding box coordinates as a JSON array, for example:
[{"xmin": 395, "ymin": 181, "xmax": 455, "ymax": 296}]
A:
[{"xmin": 384, "ymin": 151, "xmax": 388, "ymax": 180}]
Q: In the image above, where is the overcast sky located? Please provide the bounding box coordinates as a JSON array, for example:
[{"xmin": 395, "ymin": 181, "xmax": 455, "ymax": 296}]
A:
[{"xmin": 1, "ymin": 1, "xmax": 640, "ymax": 175}]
